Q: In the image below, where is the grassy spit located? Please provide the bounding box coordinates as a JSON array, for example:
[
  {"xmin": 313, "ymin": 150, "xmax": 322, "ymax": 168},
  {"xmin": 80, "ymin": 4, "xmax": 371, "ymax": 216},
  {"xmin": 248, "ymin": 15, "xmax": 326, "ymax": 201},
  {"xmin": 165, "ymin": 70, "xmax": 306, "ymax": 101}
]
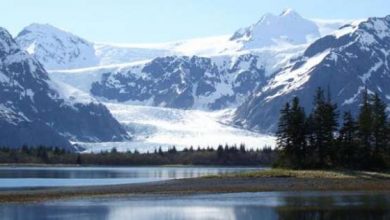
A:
[
  {"xmin": 0, "ymin": 169, "xmax": 389, "ymax": 203},
  {"xmin": 218, "ymin": 169, "xmax": 390, "ymax": 179}
]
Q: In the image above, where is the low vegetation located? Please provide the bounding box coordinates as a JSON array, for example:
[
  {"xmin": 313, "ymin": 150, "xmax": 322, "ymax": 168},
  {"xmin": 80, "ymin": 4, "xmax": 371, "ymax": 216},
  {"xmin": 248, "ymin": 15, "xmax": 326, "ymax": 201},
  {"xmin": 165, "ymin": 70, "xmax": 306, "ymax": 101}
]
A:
[{"xmin": 226, "ymin": 169, "xmax": 390, "ymax": 179}]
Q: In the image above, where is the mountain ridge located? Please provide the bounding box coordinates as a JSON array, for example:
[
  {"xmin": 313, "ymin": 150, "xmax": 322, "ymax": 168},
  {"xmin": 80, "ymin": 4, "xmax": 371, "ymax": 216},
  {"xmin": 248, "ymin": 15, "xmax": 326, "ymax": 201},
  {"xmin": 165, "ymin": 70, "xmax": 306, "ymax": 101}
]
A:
[
  {"xmin": 233, "ymin": 15, "xmax": 390, "ymax": 132},
  {"xmin": 15, "ymin": 10, "xmax": 348, "ymax": 70},
  {"xmin": 0, "ymin": 26, "xmax": 130, "ymax": 150}
]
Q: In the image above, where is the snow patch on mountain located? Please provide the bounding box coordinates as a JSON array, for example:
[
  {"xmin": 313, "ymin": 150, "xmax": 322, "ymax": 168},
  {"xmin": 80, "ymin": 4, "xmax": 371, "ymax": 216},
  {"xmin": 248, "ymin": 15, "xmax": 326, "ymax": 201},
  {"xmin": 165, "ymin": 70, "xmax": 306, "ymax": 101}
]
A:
[
  {"xmin": 313, "ymin": 19, "xmax": 356, "ymax": 36},
  {"xmin": 263, "ymin": 49, "xmax": 331, "ymax": 101},
  {"xmin": 49, "ymin": 60, "xmax": 151, "ymax": 92},
  {"xmin": 48, "ymin": 80, "xmax": 96, "ymax": 106},
  {"xmin": 94, "ymin": 43, "xmax": 171, "ymax": 65}
]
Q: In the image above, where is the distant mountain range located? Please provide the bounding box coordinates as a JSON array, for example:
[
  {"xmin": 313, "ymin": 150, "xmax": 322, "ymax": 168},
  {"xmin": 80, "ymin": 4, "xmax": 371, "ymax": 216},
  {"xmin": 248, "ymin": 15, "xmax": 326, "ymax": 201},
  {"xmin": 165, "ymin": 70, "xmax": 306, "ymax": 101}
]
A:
[
  {"xmin": 18, "ymin": 10, "xmax": 346, "ymax": 110},
  {"xmin": 2, "ymin": 9, "xmax": 389, "ymax": 149},
  {"xmin": 15, "ymin": 9, "xmax": 345, "ymax": 70}
]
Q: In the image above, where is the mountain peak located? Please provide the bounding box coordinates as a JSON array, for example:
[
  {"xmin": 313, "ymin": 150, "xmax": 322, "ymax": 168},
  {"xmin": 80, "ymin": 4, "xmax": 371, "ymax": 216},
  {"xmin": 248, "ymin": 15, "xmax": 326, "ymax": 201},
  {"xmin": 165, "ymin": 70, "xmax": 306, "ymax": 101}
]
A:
[
  {"xmin": 16, "ymin": 23, "xmax": 98, "ymax": 70},
  {"xmin": 280, "ymin": 8, "xmax": 299, "ymax": 17},
  {"xmin": 17, "ymin": 23, "xmax": 69, "ymax": 38},
  {"xmin": 231, "ymin": 9, "xmax": 320, "ymax": 49},
  {"xmin": 0, "ymin": 27, "xmax": 12, "ymax": 38},
  {"xmin": 0, "ymin": 27, "xmax": 18, "ymax": 55}
]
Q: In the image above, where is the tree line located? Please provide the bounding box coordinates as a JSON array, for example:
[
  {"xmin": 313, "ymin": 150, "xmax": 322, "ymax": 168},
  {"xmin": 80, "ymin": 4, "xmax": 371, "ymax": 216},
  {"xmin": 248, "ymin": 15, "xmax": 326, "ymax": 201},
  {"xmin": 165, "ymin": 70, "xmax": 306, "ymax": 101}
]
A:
[
  {"xmin": 276, "ymin": 87, "xmax": 390, "ymax": 170},
  {"xmin": 0, "ymin": 144, "xmax": 275, "ymax": 166}
]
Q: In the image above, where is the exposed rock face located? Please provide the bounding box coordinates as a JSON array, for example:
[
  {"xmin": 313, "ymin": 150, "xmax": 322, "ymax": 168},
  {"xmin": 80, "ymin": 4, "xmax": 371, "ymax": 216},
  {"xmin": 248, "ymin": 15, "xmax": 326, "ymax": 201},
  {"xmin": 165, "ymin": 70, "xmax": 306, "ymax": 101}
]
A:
[
  {"xmin": 0, "ymin": 27, "xmax": 129, "ymax": 150},
  {"xmin": 234, "ymin": 16, "xmax": 390, "ymax": 132},
  {"xmin": 91, "ymin": 55, "xmax": 266, "ymax": 110}
]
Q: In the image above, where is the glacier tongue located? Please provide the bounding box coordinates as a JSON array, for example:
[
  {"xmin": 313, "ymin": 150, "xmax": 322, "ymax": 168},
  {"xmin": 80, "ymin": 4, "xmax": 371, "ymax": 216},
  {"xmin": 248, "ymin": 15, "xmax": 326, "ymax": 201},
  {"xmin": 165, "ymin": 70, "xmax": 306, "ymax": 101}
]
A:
[{"xmin": 78, "ymin": 103, "xmax": 276, "ymax": 153}]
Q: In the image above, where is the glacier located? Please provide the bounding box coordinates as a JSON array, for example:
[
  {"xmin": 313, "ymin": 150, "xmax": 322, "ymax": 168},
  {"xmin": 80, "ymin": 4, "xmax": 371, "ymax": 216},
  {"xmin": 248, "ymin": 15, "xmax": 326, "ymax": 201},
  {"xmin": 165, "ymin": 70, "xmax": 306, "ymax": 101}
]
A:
[{"xmin": 79, "ymin": 103, "xmax": 275, "ymax": 153}]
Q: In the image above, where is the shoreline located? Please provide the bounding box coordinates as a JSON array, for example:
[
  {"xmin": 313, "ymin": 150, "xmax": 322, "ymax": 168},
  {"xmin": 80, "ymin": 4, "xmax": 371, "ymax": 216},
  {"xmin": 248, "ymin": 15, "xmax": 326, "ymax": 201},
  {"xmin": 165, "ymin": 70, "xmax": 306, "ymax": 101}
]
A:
[
  {"xmin": 0, "ymin": 163, "xmax": 265, "ymax": 168},
  {"xmin": 0, "ymin": 172, "xmax": 389, "ymax": 203}
]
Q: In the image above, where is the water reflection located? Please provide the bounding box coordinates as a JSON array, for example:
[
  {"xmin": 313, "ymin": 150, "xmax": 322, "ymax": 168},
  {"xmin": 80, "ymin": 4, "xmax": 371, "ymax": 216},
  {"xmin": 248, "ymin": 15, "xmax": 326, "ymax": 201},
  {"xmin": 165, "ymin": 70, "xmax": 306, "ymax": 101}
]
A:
[
  {"xmin": 0, "ymin": 166, "xmax": 260, "ymax": 188},
  {"xmin": 0, "ymin": 192, "xmax": 388, "ymax": 220}
]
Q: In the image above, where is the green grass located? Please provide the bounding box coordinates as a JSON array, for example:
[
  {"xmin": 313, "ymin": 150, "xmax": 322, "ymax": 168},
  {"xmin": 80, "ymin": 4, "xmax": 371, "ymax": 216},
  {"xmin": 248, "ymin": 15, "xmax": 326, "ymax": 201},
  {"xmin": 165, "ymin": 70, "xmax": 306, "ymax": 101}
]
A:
[{"xmin": 212, "ymin": 169, "xmax": 390, "ymax": 179}]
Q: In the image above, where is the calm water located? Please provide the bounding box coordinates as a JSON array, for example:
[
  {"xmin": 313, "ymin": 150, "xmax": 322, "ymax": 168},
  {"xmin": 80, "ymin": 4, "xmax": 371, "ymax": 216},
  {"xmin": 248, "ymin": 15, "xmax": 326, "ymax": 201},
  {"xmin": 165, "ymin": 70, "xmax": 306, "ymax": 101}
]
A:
[
  {"xmin": 0, "ymin": 191, "xmax": 389, "ymax": 220},
  {"xmin": 0, "ymin": 166, "xmax": 261, "ymax": 189}
]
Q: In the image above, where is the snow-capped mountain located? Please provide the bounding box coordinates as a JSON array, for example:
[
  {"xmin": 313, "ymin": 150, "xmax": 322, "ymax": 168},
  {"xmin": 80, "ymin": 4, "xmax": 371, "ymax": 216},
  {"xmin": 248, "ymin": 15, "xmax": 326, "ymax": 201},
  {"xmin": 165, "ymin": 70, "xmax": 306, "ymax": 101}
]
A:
[
  {"xmin": 16, "ymin": 10, "xmax": 346, "ymax": 71},
  {"xmin": 46, "ymin": 9, "xmax": 338, "ymax": 111},
  {"xmin": 0, "ymin": 27, "xmax": 129, "ymax": 149},
  {"xmin": 16, "ymin": 23, "xmax": 99, "ymax": 70},
  {"xmin": 234, "ymin": 15, "xmax": 390, "ymax": 132},
  {"xmin": 230, "ymin": 9, "xmax": 321, "ymax": 49}
]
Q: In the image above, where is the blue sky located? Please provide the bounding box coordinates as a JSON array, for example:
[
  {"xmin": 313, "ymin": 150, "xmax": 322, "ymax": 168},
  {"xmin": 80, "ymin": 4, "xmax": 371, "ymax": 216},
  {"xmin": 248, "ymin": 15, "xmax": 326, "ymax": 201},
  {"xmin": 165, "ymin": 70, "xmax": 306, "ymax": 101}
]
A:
[{"xmin": 2, "ymin": 0, "xmax": 390, "ymax": 43}]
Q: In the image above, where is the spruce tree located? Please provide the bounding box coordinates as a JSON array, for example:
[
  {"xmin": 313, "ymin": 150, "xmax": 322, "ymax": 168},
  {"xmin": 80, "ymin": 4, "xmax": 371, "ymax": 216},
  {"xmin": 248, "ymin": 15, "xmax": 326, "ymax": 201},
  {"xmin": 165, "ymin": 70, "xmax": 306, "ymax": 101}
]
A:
[
  {"xmin": 338, "ymin": 111, "xmax": 358, "ymax": 167},
  {"xmin": 311, "ymin": 87, "xmax": 338, "ymax": 167},
  {"xmin": 370, "ymin": 93, "xmax": 388, "ymax": 168},
  {"xmin": 304, "ymin": 113, "xmax": 316, "ymax": 167},
  {"xmin": 289, "ymin": 97, "xmax": 307, "ymax": 168},
  {"xmin": 357, "ymin": 89, "xmax": 373, "ymax": 163},
  {"xmin": 276, "ymin": 102, "xmax": 291, "ymax": 152},
  {"xmin": 276, "ymin": 97, "xmax": 306, "ymax": 168},
  {"xmin": 371, "ymin": 93, "xmax": 388, "ymax": 152}
]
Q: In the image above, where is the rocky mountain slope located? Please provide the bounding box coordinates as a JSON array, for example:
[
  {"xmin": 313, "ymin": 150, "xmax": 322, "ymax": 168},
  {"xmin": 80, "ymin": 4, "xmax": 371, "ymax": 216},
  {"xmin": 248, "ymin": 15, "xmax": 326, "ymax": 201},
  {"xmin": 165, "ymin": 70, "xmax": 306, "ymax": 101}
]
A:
[
  {"xmin": 90, "ymin": 54, "xmax": 266, "ymax": 109},
  {"xmin": 0, "ymin": 27, "xmax": 129, "ymax": 149},
  {"xmin": 234, "ymin": 15, "xmax": 390, "ymax": 132}
]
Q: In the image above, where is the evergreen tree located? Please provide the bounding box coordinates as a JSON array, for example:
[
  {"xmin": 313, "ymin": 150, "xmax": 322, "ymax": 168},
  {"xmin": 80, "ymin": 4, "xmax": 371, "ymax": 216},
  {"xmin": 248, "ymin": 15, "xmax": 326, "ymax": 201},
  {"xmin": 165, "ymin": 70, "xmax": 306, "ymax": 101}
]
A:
[
  {"xmin": 371, "ymin": 93, "xmax": 388, "ymax": 152},
  {"xmin": 289, "ymin": 97, "xmax": 307, "ymax": 168},
  {"xmin": 387, "ymin": 120, "xmax": 390, "ymax": 154},
  {"xmin": 76, "ymin": 154, "xmax": 82, "ymax": 165},
  {"xmin": 304, "ymin": 113, "xmax": 316, "ymax": 167},
  {"xmin": 370, "ymin": 93, "xmax": 388, "ymax": 168},
  {"xmin": 276, "ymin": 102, "xmax": 291, "ymax": 152},
  {"xmin": 217, "ymin": 145, "xmax": 224, "ymax": 158},
  {"xmin": 338, "ymin": 111, "xmax": 358, "ymax": 167},
  {"xmin": 239, "ymin": 144, "xmax": 246, "ymax": 153},
  {"xmin": 357, "ymin": 89, "xmax": 374, "ymax": 162},
  {"xmin": 311, "ymin": 87, "xmax": 338, "ymax": 167},
  {"xmin": 158, "ymin": 146, "xmax": 163, "ymax": 155},
  {"xmin": 276, "ymin": 97, "xmax": 306, "ymax": 168}
]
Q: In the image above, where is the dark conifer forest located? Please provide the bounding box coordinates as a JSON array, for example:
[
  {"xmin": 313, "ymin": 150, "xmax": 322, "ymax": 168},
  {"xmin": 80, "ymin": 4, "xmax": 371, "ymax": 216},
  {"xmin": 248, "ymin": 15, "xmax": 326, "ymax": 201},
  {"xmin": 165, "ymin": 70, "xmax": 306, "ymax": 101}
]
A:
[{"xmin": 275, "ymin": 87, "xmax": 390, "ymax": 170}]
